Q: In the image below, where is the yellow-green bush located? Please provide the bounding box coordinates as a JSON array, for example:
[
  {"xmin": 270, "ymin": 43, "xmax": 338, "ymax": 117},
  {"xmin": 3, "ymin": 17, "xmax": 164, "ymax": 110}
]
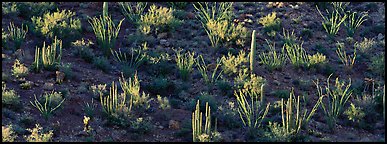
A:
[{"xmin": 139, "ymin": 4, "xmax": 181, "ymax": 35}]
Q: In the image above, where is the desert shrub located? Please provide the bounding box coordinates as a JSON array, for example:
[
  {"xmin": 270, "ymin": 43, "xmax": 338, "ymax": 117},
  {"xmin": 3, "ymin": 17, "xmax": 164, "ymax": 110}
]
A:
[
  {"xmin": 167, "ymin": 2, "xmax": 189, "ymax": 9},
  {"xmin": 2, "ymin": 83, "xmax": 21, "ymax": 109},
  {"xmin": 25, "ymin": 124, "xmax": 53, "ymax": 142},
  {"xmin": 344, "ymin": 103, "xmax": 365, "ymax": 124},
  {"xmin": 259, "ymin": 40, "xmax": 287, "ymax": 71},
  {"xmin": 19, "ymin": 81, "xmax": 33, "ymax": 90},
  {"xmin": 157, "ymin": 95, "xmax": 171, "ymax": 110},
  {"xmin": 354, "ymin": 37, "xmax": 376, "ymax": 53},
  {"xmin": 2, "ymin": 125, "xmax": 17, "ymax": 142},
  {"xmin": 192, "ymin": 100, "xmax": 221, "ymax": 142},
  {"xmin": 241, "ymin": 74, "xmax": 266, "ymax": 99},
  {"xmin": 307, "ymin": 52, "xmax": 327, "ymax": 68},
  {"xmin": 119, "ymin": 2, "xmax": 147, "ymax": 25},
  {"xmin": 369, "ymin": 54, "xmax": 384, "ymax": 78},
  {"xmin": 31, "ymin": 9, "xmax": 81, "ymax": 41},
  {"xmin": 316, "ymin": 4, "xmax": 347, "ymax": 38},
  {"xmin": 83, "ymin": 99, "xmax": 97, "ymax": 119},
  {"xmin": 59, "ymin": 63, "xmax": 73, "ymax": 80},
  {"xmin": 130, "ymin": 117, "xmax": 153, "ymax": 135},
  {"xmin": 336, "ymin": 42, "xmax": 356, "ymax": 69},
  {"xmin": 284, "ymin": 42, "xmax": 309, "ymax": 68},
  {"xmin": 30, "ymin": 91, "xmax": 65, "ymax": 120},
  {"xmin": 216, "ymin": 101, "xmax": 241, "ymax": 129},
  {"xmin": 119, "ymin": 73, "xmax": 152, "ymax": 111},
  {"xmin": 32, "ymin": 37, "xmax": 63, "ymax": 72},
  {"xmin": 112, "ymin": 43, "xmax": 147, "ymax": 76},
  {"xmin": 16, "ymin": 2, "xmax": 57, "ymax": 19},
  {"xmin": 139, "ymin": 4, "xmax": 181, "ymax": 35},
  {"xmin": 217, "ymin": 79, "xmax": 233, "ymax": 96},
  {"xmin": 189, "ymin": 92, "xmax": 218, "ymax": 113},
  {"xmin": 88, "ymin": 15, "xmax": 124, "ymax": 56},
  {"xmin": 90, "ymin": 84, "xmax": 107, "ymax": 100},
  {"xmin": 195, "ymin": 55, "xmax": 223, "ymax": 86},
  {"xmin": 148, "ymin": 52, "xmax": 172, "ymax": 76},
  {"xmin": 344, "ymin": 11, "xmax": 368, "ymax": 37},
  {"xmin": 11, "ymin": 59, "xmax": 29, "ymax": 78},
  {"xmin": 146, "ymin": 76, "xmax": 173, "ymax": 96},
  {"xmin": 271, "ymin": 89, "xmax": 290, "ymax": 99},
  {"xmin": 301, "ymin": 28, "xmax": 312, "ymax": 40},
  {"xmin": 2, "ymin": 2, "xmax": 18, "ymax": 16},
  {"xmin": 2, "ymin": 28, "xmax": 8, "ymax": 48},
  {"xmin": 93, "ymin": 56, "xmax": 111, "ymax": 73},
  {"xmin": 7, "ymin": 22, "xmax": 28, "ymax": 49},
  {"xmin": 221, "ymin": 50, "xmax": 248, "ymax": 76},
  {"xmin": 175, "ymin": 49, "xmax": 195, "ymax": 81},
  {"xmin": 100, "ymin": 81, "xmax": 132, "ymax": 122},
  {"xmin": 282, "ymin": 29, "xmax": 300, "ymax": 46},
  {"xmin": 315, "ymin": 74, "xmax": 353, "ymax": 131},
  {"xmin": 259, "ymin": 12, "xmax": 281, "ymax": 33},
  {"xmin": 72, "ymin": 38, "xmax": 95, "ymax": 63}
]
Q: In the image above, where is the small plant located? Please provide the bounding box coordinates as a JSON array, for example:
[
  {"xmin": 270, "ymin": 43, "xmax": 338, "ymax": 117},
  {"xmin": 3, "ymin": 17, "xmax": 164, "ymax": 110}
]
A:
[
  {"xmin": 111, "ymin": 44, "xmax": 147, "ymax": 74},
  {"xmin": 11, "ymin": 59, "xmax": 29, "ymax": 78},
  {"xmin": 344, "ymin": 103, "xmax": 365, "ymax": 123},
  {"xmin": 282, "ymin": 29, "xmax": 300, "ymax": 46},
  {"xmin": 16, "ymin": 2, "xmax": 57, "ymax": 19},
  {"xmin": 100, "ymin": 81, "xmax": 132, "ymax": 119},
  {"xmin": 31, "ymin": 9, "xmax": 81, "ymax": 41},
  {"xmin": 316, "ymin": 4, "xmax": 347, "ymax": 38},
  {"xmin": 284, "ymin": 42, "xmax": 309, "ymax": 68},
  {"xmin": 2, "ymin": 28, "xmax": 8, "ymax": 48},
  {"xmin": 130, "ymin": 117, "xmax": 153, "ymax": 135},
  {"xmin": 175, "ymin": 49, "xmax": 195, "ymax": 81},
  {"xmin": 221, "ymin": 51, "xmax": 248, "ymax": 76},
  {"xmin": 83, "ymin": 116, "xmax": 93, "ymax": 133},
  {"xmin": 25, "ymin": 124, "xmax": 53, "ymax": 142},
  {"xmin": 92, "ymin": 56, "xmax": 111, "ymax": 73},
  {"xmin": 7, "ymin": 22, "xmax": 28, "ymax": 49},
  {"xmin": 103, "ymin": 2, "xmax": 108, "ymax": 18},
  {"xmin": 354, "ymin": 37, "xmax": 376, "ymax": 53},
  {"xmin": 119, "ymin": 73, "xmax": 151, "ymax": 111},
  {"xmin": 195, "ymin": 55, "xmax": 223, "ymax": 86},
  {"xmin": 2, "ymin": 125, "xmax": 17, "ymax": 142},
  {"xmin": 139, "ymin": 4, "xmax": 181, "ymax": 34},
  {"xmin": 250, "ymin": 30, "xmax": 256, "ymax": 73},
  {"xmin": 157, "ymin": 95, "xmax": 171, "ymax": 110},
  {"xmin": 119, "ymin": 2, "xmax": 147, "ymax": 25},
  {"xmin": 259, "ymin": 40, "xmax": 287, "ymax": 71},
  {"xmin": 32, "ymin": 37, "xmax": 63, "ymax": 71},
  {"xmin": 192, "ymin": 100, "xmax": 220, "ymax": 142},
  {"xmin": 234, "ymin": 86, "xmax": 270, "ymax": 129},
  {"xmin": 335, "ymin": 42, "xmax": 356, "ymax": 69},
  {"xmin": 2, "ymin": 83, "xmax": 21, "ymax": 108},
  {"xmin": 30, "ymin": 91, "xmax": 66, "ymax": 120},
  {"xmin": 72, "ymin": 38, "xmax": 95, "ymax": 63},
  {"xmin": 20, "ymin": 81, "xmax": 33, "ymax": 90},
  {"xmin": 83, "ymin": 99, "xmax": 96, "ymax": 119},
  {"xmin": 258, "ymin": 12, "xmax": 281, "ymax": 33},
  {"xmin": 90, "ymin": 84, "xmax": 107, "ymax": 99},
  {"xmin": 88, "ymin": 15, "xmax": 124, "ymax": 56},
  {"xmin": 369, "ymin": 54, "xmax": 384, "ymax": 78},
  {"xmin": 344, "ymin": 11, "xmax": 368, "ymax": 37},
  {"xmin": 307, "ymin": 52, "xmax": 327, "ymax": 68},
  {"xmin": 315, "ymin": 74, "xmax": 353, "ymax": 131}
]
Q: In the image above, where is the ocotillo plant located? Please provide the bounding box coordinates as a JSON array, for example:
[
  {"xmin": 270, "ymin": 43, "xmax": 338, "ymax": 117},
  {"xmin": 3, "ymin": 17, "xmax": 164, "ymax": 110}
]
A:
[
  {"xmin": 192, "ymin": 100, "xmax": 212, "ymax": 142},
  {"xmin": 250, "ymin": 30, "xmax": 256, "ymax": 73}
]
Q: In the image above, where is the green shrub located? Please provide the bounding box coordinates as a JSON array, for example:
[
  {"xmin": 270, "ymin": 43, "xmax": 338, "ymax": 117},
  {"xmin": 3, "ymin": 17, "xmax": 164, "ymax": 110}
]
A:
[
  {"xmin": 148, "ymin": 52, "xmax": 172, "ymax": 76},
  {"xmin": 344, "ymin": 103, "xmax": 365, "ymax": 123},
  {"xmin": 11, "ymin": 59, "xmax": 29, "ymax": 78},
  {"xmin": 217, "ymin": 79, "xmax": 233, "ymax": 96},
  {"xmin": 72, "ymin": 38, "xmax": 95, "ymax": 63},
  {"xmin": 369, "ymin": 54, "xmax": 384, "ymax": 78},
  {"xmin": 221, "ymin": 51, "xmax": 248, "ymax": 76},
  {"xmin": 216, "ymin": 101, "xmax": 241, "ymax": 129},
  {"xmin": 59, "ymin": 63, "xmax": 74, "ymax": 80},
  {"xmin": 301, "ymin": 28, "xmax": 312, "ymax": 39},
  {"xmin": 7, "ymin": 22, "xmax": 28, "ymax": 49},
  {"xmin": 111, "ymin": 43, "xmax": 147, "ymax": 74},
  {"xmin": 31, "ymin": 9, "xmax": 81, "ymax": 41},
  {"xmin": 2, "ymin": 2, "xmax": 18, "ymax": 16},
  {"xmin": 83, "ymin": 99, "xmax": 97, "ymax": 119},
  {"xmin": 139, "ymin": 4, "xmax": 181, "ymax": 35},
  {"xmin": 119, "ymin": 73, "xmax": 152, "ymax": 111},
  {"xmin": 282, "ymin": 29, "xmax": 299, "ymax": 46},
  {"xmin": 119, "ymin": 2, "xmax": 147, "ymax": 25},
  {"xmin": 32, "ymin": 37, "xmax": 63, "ymax": 72},
  {"xmin": 168, "ymin": 2, "xmax": 189, "ymax": 9},
  {"xmin": 2, "ymin": 28, "xmax": 8, "ymax": 48},
  {"xmin": 16, "ymin": 2, "xmax": 57, "ymax": 19},
  {"xmin": 307, "ymin": 52, "xmax": 327, "ymax": 68},
  {"xmin": 336, "ymin": 42, "xmax": 356, "ymax": 69},
  {"xmin": 315, "ymin": 74, "xmax": 353, "ymax": 131},
  {"xmin": 157, "ymin": 95, "xmax": 171, "ymax": 110},
  {"xmin": 259, "ymin": 40, "xmax": 287, "ymax": 71},
  {"xmin": 271, "ymin": 89, "xmax": 290, "ymax": 99},
  {"xmin": 258, "ymin": 12, "xmax": 281, "ymax": 33},
  {"xmin": 354, "ymin": 37, "xmax": 376, "ymax": 53},
  {"xmin": 175, "ymin": 49, "xmax": 195, "ymax": 81},
  {"xmin": 25, "ymin": 124, "xmax": 53, "ymax": 142},
  {"xmin": 146, "ymin": 76, "xmax": 173, "ymax": 96},
  {"xmin": 30, "ymin": 91, "xmax": 65, "ymax": 120},
  {"xmin": 90, "ymin": 84, "xmax": 107, "ymax": 100},
  {"xmin": 316, "ymin": 4, "xmax": 347, "ymax": 38},
  {"xmin": 93, "ymin": 56, "xmax": 111, "ymax": 73},
  {"xmin": 2, "ymin": 125, "xmax": 17, "ymax": 142},
  {"xmin": 284, "ymin": 42, "xmax": 309, "ymax": 68},
  {"xmin": 2, "ymin": 83, "xmax": 21, "ymax": 109},
  {"xmin": 189, "ymin": 92, "xmax": 218, "ymax": 112},
  {"xmin": 130, "ymin": 117, "xmax": 153, "ymax": 135},
  {"xmin": 195, "ymin": 55, "xmax": 223, "ymax": 86},
  {"xmin": 344, "ymin": 11, "xmax": 368, "ymax": 37},
  {"xmin": 234, "ymin": 85, "xmax": 270, "ymax": 129},
  {"xmin": 88, "ymin": 15, "xmax": 124, "ymax": 56},
  {"xmin": 20, "ymin": 81, "xmax": 33, "ymax": 90}
]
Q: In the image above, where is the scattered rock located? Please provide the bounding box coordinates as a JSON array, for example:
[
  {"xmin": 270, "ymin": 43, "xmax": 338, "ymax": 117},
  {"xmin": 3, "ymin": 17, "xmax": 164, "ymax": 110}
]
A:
[
  {"xmin": 160, "ymin": 39, "xmax": 170, "ymax": 47},
  {"xmin": 158, "ymin": 33, "xmax": 168, "ymax": 39},
  {"xmin": 43, "ymin": 82, "xmax": 54, "ymax": 90},
  {"xmin": 76, "ymin": 131, "xmax": 90, "ymax": 137},
  {"xmin": 168, "ymin": 120, "xmax": 180, "ymax": 130},
  {"xmin": 273, "ymin": 80, "xmax": 281, "ymax": 86},
  {"xmin": 158, "ymin": 125, "xmax": 164, "ymax": 129},
  {"xmin": 186, "ymin": 12, "xmax": 195, "ymax": 19},
  {"xmin": 284, "ymin": 76, "xmax": 291, "ymax": 80},
  {"xmin": 377, "ymin": 33, "xmax": 384, "ymax": 41}
]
